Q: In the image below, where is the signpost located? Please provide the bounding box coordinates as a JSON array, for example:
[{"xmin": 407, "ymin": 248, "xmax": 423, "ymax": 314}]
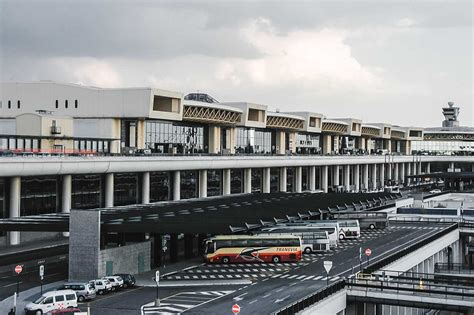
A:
[
  {"xmin": 154, "ymin": 270, "xmax": 160, "ymax": 306},
  {"xmin": 14, "ymin": 265, "xmax": 22, "ymax": 297},
  {"xmin": 39, "ymin": 265, "xmax": 45, "ymax": 295},
  {"xmin": 365, "ymin": 248, "xmax": 372, "ymax": 265},
  {"xmin": 359, "ymin": 247, "xmax": 362, "ymax": 271},
  {"xmin": 232, "ymin": 303, "xmax": 241, "ymax": 314},
  {"xmin": 323, "ymin": 261, "xmax": 333, "ymax": 286}
]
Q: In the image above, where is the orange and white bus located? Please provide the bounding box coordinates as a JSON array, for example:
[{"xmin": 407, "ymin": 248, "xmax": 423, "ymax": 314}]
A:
[{"xmin": 204, "ymin": 235, "xmax": 302, "ymax": 264}]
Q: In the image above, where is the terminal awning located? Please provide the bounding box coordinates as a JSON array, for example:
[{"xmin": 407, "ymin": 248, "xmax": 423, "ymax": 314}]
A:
[
  {"xmin": 407, "ymin": 171, "xmax": 474, "ymax": 180},
  {"xmin": 0, "ymin": 192, "xmax": 399, "ymax": 234}
]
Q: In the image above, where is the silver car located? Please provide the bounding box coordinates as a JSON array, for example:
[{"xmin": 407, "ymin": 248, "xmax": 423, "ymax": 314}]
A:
[{"xmin": 58, "ymin": 282, "xmax": 96, "ymax": 302}]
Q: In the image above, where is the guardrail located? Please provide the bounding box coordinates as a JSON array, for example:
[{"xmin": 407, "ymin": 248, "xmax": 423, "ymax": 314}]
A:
[
  {"xmin": 363, "ymin": 223, "xmax": 458, "ymax": 273},
  {"xmin": 272, "ymin": 279, "xmax": 346, "ymax": 315},
  {"xmin": 435, "ymin": 263, "xmax": 474, "ymax": 274}
]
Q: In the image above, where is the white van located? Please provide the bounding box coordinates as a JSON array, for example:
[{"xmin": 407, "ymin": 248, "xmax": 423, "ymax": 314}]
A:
[{"xmin": 24, "ymin": 289, "xmax": 77, "ymax": 315}]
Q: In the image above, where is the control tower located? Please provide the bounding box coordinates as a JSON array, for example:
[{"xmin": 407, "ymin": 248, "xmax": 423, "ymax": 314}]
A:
[{"xmin": 442, "ymin": 101, "xmax": 460, "ymax": 127}]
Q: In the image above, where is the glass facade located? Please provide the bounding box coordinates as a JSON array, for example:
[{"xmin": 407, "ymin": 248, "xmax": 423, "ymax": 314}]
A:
[
  {"xmin": 0, "ymin": 179, "xmax": 4, "ymax": 236},
  {"xmin": 296, "ymin": 133, "xmax": 321, "ymax": 154},
  {"xmin": 181, "ymin": 171, "xmax": 198, "ymax": 199},
  {"xmin": 72, "ymin": 175, "xmax": 102, "ymax": 209},
  {"xmin": 150, "ymin": 172, "xmax": 169, "ymax": 202},
  {"xmin": 73, "ymin": 139, "xmax": 110, "ymax": 153},
  {"xmin": 231, "ymin": 169, "xmax": 243, "ymax": 194},
  {"xmin": 251, "ymin": 168, "xmax": 262, "ymax": 193},
  {"xmin": 207, "ymin": 170, "xmax": 222, "ymax": 197},
  {"xmin": 114, "ymin": 173, "xmax": 138, "ymax": 206},
  {"xmin": 287, "ymin": 167, "xmax": 295, "ymax": 192},
  {"xmin": 302, "ymin": 167, "xmax": 308, "ymax": 191},
  {"xmin": 270, "ymin": 168, "xmax": 279, "ymax": 193},
  {"xmin": 235, "ymin": 128, "xmax": 272, "ymax": 154},
  {"xmin": 412, "ymin": 140, "xmax": 474, "ymax": 155},
  {"xmin": 145, "ymin": 120, "xmax": 207, "ymax": 154},
  {"xmin": 21, "ymin": 176, "xmax": 58, "ymax": 216}
]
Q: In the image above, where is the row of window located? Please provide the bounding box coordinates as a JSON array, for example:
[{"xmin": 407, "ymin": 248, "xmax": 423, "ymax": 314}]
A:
[
  {"xmin": 56, "ymin": 99, "xmax": 78, "ymax": 109},
  {"xmin": 0, "ymin": 100, "xmax": 21, "ymax": 109}
]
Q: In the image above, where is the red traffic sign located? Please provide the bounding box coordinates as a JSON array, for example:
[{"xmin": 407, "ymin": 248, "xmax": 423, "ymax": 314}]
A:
[
  {"xmin": 365, "ymin": 248, "xmax": 372, "ymax": 256},
  {"xmin": 15, "ymin": 265, "xmax": 23, "ymax": 274},
  {"xmin": 232, "ymin": 304, "xmax": 241, "ymax": 314}
]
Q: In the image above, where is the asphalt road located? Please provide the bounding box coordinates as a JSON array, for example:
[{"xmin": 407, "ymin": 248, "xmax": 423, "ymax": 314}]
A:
[{"xmin": 82, "ymin": 223, "xmax": 445, "ymax": 315}]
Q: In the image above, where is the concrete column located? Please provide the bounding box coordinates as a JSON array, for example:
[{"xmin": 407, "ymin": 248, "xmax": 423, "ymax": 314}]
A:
[
  {"xmin": 363, "ymin": 164, "xmax": 369, "ymax": 191},
  {"xmin": 380, "ymin": 164, "xmax": 385, "ymax": 188},
  {"xmin": 386, "ymin": 163, "xmax": 392, "ymax": 181},
  {"xmin": 173, "ymin": 171, "xmax": 181, "ymax": 201},
  {"xmin": 406, "ymin": 163, "xmax": 411, "ymax": 185},
  {"xmin": 323, "ymin": 134, "xmax": 332, "ymax": 154},
  {"xmin": 394, "ymin": 163, "xmax": 399, "ymax": 183},
  {"xmin": 371, "ymin": 164, "xmax": 377, "ymax": 190},
  {"xmin": 309, "ymin": 166, "xmax": 316, "ymax": 191},
  {"xmin": 354, "ymin": 164, "xmax": 360, "ymax": 192},
  {"xmin": 199, "ymin": 169, "xmax": 208, "ymax": 198},
  {"xmin": 343, "ymin": 165, "xmax": 350, "ymax": 192},
  {"xmin": 262, "ymin": 167, "xmax": 271, "ymax": 193},
  {"xmin": 9, "ymin": 177, "xmax": 21, "ymax": 245},
  {"xmin": 449, "ymin": 162, "xmax": 455, "ymax": 172},
  {"xmin": 279, "ymin": 167, "xmax": 287, "ymax": 192},
  {"xmin": 105, "ymin": 173, "xmax": 114, "ymax": 208},
  {"xmin": 400, "ymin": 163, "xmax": 405, "ymax": 184},
  {"xmin": 243, "ymin": 168, "xmax": 252, "ymax": 193},
  {"xmin": 426, "ymin": 162, "xmax": 431, "ymax": 174},
  {"xmin": 208, "ymin": 126, "xmax": 221, "ymax": 154},
  {"xmin": 275, "ymin": 131, "xmax": 286, "ymax": 154},
  {"xmin": 222, "ymin": 169, "xmax": 231, "ymax": 195},
  {"xmin": 295, "ymin": 166, "xmax": 302, "ymax": 193},
  {"xmin": 141, "ymin": 172, "xmax": 150, "ymax": 204},
  {"xmin": 62, "ymin": 174, "xmax": 72, "ymax": 237},
  {"xmin": 333, "ymin": 165, "xmax": 340, "ymax": 187},
  {"xmin": 321, "ymin": 166, "xmax": 328, "ymax": 193}
]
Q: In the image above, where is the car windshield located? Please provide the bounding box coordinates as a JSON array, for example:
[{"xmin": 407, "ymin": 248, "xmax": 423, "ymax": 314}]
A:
[{"xmin": 33, "ymin": 296, "xmax": 46, "ymax": 304}]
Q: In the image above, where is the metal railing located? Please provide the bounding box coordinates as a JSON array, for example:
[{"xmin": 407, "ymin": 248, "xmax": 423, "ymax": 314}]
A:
[
  {"xmin": 272, "ymin": 279, "xmax": 346, "ymax": 315},
  {"xmin": 435, "ymin": 263, "xmax": 474, "ymax": 274}
]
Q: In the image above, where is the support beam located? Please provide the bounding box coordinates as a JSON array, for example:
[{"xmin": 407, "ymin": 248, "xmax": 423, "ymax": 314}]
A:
[
  {"xmin": 400, "ymin": 163, "xmax": 405, "ymax": 184},
  {"xmin": 321, "ymin": 166, "xmax": 328, "ymax": 193},
  {"xmin": 172, "ymin": 171, "xmax": 180, "ymax": 201},
  {"xmin": 199, "ymin": 169, "xmax": 207, "ymax": 198},
  {"xmin": 363, "ymin": 164, "xmax": 369, "ymax": 191},
  {"xmin": 406, "ymin": 163, "xmax": 411, "ymax": 185},
  {"xmin": 222, "ymin": 169, "xmax": 231, "ymax": 195},
  {"xmin": 323, "ymin": 135, "xmax": 332, "ymax": 154},
  {"xmin": 371, "ymin": 164, "xmax": 377, "ymax": 190},
  {"xmin": 394, "ymin": 163, "xmax": 399, "ymax": 184},
  {"xmin": 333, "ymin": 165, "xmax": 340, "ymax": 187},
  {"xmin": 343, "ymin": 165, "xmax": 350, "ymax": 192},
  {"xmin": 62, "ymin": 174, "xmax": 72, "ymax": 237},
  {"xmin": 105, "ymin": 173, "xmax": 114, "ymax": 208},
  {"xmin": 262, "ymin": 167, "xmax": 271, "ymax": 193},
  {"xmin": 309, "ymin": 166, "xmax": 316, "ymax": 191},
  {"xmin": 279, "ymin": 167, "xmax": 287, "ymax": 192},
  {"xmin": 295, "ymin": 166, "xmax": 302, "ymax": 193},
  {"xmin": 426, "ymin": 162, "xmax": 431, "ymax": 174},
  {"xmin": 380, "ymin": 163, "xmax": 385, "ymax": 188},
  {"xmin": 243, "ymin": 168, "xmax": 252, "ymax": 193},
  {"xmin": 9, "ymin": 176, "xmax": 21, "ymax": 245},
  {"xmin": 354, "ymin": 164, "xmax": 360, "ymax": 192},
  {"xmin": 141, "ymin": 172, "xmax": 150, "ymax": 204}
]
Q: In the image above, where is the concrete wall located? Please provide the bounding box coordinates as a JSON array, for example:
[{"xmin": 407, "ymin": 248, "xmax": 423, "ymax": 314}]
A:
[
  {"xmin": 298, "ymin": 288, "xmax": 347, "ymax": 315},
  {"xmin": 98, "ymin": 241, "xmax": 151, "ymax": 277}
]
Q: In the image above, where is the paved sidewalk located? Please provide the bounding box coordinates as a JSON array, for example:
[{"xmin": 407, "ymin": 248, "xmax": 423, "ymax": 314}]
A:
[
  {"xmin": 0, "ymin": 280, "xmax": 64, "ymax": 315},
  {"xmin": 134, "ymin": 257, "xmax": 203, "ymax": 287}
]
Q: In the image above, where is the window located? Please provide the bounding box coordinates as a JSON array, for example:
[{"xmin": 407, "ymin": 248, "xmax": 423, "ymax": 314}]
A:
[
  {"xmin": 75, "ymin": 99, "xmax": 78, "ymax": 108},
  {"xmin": 17, "ymin": 100, "xmax": 20, "ymax": 109},
  {"xmin": 8, "ymin": 100, "xmax": 11, "ymax": 109},
  {"xmin": 65, "ymin": 294, "xmax": 76, "ymax": 301},
  {"xmin": 55, "ymin": 100, "xmax": 59, "ymax": 109},
  {"xmin": 65, "ymin": 100, "xmax": 68, "ymax": 108},
  {"xmin": 43, "ymin": 297, "xmax": 54, "ymax": 304},
  {"xmin": 55, "ymin": 295, "xmax": 65, "ymax": 302}
]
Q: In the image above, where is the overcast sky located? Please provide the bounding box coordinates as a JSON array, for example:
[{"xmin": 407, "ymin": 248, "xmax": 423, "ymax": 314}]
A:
[{"xmin": 1, "ymin": 0, "xmax": 472, "ymax": 127}]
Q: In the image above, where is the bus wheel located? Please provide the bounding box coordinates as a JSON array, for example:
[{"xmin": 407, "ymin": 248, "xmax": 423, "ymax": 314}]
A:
[
  {"xmin": 222, "ymin": 256, "xmax": 230, "ymax": 264},
  {"xmin": 304, "ymin": 247, "xmax": 312, "ymax": 254},
  {"xmin": 339, "ymin": 234, "xmax": 345, "ymax": 240},
  {"xmin": 369, "ymin": 224, "xmax": 375, "ymax": 230},
  {"xmin": 272, "ymin": 256, "xmax": 281, "ymax": 263}
]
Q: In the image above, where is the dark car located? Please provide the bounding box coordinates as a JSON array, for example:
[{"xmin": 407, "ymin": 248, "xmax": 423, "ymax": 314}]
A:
[
  {"xmin": 113, "ymin": 273, "xmax": 136, "ymax": 288},
  {"xmin": 49, "ymin": 308, "xmax": 82, "ymax": 314}
]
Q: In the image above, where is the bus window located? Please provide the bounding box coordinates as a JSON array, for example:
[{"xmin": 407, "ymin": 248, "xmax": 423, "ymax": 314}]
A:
[{"xmin": 205, "ymin": 242, "xmax": 215, "ymax": 254}]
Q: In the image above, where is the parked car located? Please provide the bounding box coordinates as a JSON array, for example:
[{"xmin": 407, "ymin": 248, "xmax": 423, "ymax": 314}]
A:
[
  {"xmin": 429, "ymin": 189, "xmax": 442, "ymax": 194},
  {"xmin": 89, "ymin": 279, "xmax": 113, "ymax": 295},
  {"xmin": 57, "ymin": 282, "xmax": 96, "ymax": 302},
  {"xmin": 102, "ymin": 276, "xmax": 124, "ymax": 291},
  {"xmin": 113, "ymin": 274, "xmax": 136, "ymax": 288},
  {"xmin": 24, "ymin": 290, "xmax": 77, "ymax": 315}
]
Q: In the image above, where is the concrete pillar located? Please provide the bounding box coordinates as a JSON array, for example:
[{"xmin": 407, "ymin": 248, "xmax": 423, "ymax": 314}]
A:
[
  {"xmin": 321, "ymin": 166, "xmax": 328, "ymax": 193},
  {"xmin": 262, "ymin": 167, "xmax": 271, "ymax": 193},
  {"xmin": 380, "ymin": 164, "xmax": 385, "ymax": 188},
  {"xmin": 333, "ymin": 165, "xmax": 340, "ymax": 187},
  {"xmin": 400, "ymin": 163, "xmax": 405, "ymax": 184},
  {"xmin": 406, "ymin": 163, "xmax": 412, "ymax": 185},
  {"xmin": 426, "ymin": 162, "xmax": 431, "ymax": 174},
  {"xmin": 105, "ymin": 173, "xmax": 114, "ymax": 208},
  {"xmin": 199, "ymin": 169, "xmax": 207, "ymax": 198},
  {"xmin": 243, "ymin": 168, "xmax": 252, "ymax": 193},
  {"xmin": 354, "ymin": 164, "xmax": 360, "ymax": 192},
  {"xmin": 173, "ymin": 171, "xmax": 181, "ymax": 201},
  {"xmin": 295, "ymin": 167, "xmax": 302, "ymax": 193},
  {"xmin": 386, "ymin": 163, "xmax": 392, "ymax": 181},
  {"xmin": 222, "ymin": 169, "xmax": 231, "ymax": 195},
  {"xmin": 394, "ymin": 163, "xmax": 399, "ymax": 183},
  {"xmin": 62, "ymin": 174, "xmax": 72, "ymax": 237},
  {"xmin": 275, "ymin": 131, "xmax": 286, "ymax": 154},
  {"xmin": 360, "ymin": 138, "xmax": 366, "ymax": 150},
  {"xmin": 309, "ymin": 166, "xmax": 316, "ymax": 191},
  {"xmin": 363, "ymin": 164, "xmax": 369, "ymax": 191},
  {"xmin": 279, "ymin": 167, "xmax": 287, "ymax": 192},
  {"xmin": 208, "ymin": 126, "xmax": 221, "ymax": 154},
  {"xmin": 141, "ymin": 172, "xmax": 150, "ymax": 204},
  {"xmin": 323, "ymin": 134, "xmax": 332, "ymax": 154},
  {"xmin": 9, "ymin": 177, "xmax": 21, "ymax": 245},
  {"xmin": 371, "ymin": 164, "xmax": 377, "ymax": 190},
  {"xmin": 449, "ymin": 162, "xmax": 455, "ymax": 172},
  {"xmin": 343, "ymin": 165, "xmax": 350, "ymax": 192}
]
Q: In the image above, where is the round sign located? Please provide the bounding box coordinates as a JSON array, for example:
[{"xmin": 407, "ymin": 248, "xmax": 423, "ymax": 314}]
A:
[
  {"xmin": 365, "ymin": 248, "xmax": 372, "ymax": 256},
  {"xmin": 15, "ymin": 265, "xmax": 23, "ymax": 274},
  {"xmin": 232, "ymin": 303, "xmax": 241, "ymax": 314}
]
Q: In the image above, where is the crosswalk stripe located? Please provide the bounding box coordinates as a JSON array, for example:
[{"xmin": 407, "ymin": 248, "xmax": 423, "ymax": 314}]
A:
[
  {"xmin": 313, "ymin": 275, "xmax": 323, "ymax": 280},
  {"xmin": 303, "ymin": 275, "xmax": 315, "ymax": 281},
  {"xmin": 288, "ymin": 275, "xmax": 299, "ymax": 279},
  {"xmin": 296, "ymin": 275, "xmax": 306, "ymax": 280}
]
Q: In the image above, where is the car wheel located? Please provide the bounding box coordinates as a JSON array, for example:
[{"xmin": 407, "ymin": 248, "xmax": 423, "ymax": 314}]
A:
[
  {"xmin": 123, "ymin": 283, "xmax": 128, "ymax": 289},
  {"xmin": 304, "ymin": 247, "xmax": 312, "ymax": 254},
  {"xmin": 78, "ymin": 295, "xmax": 85, "ymax": 302},
  {"xmin": 35, "ymin": 310, "xmax": 43, "ymax": 315},
  {"xmin": 272, "ymin": 256, "xmax": 281, "ymax": 263},
  {"xmin": 98, "ymin": 290, "xmax": 104, "ymax": 295},
  {"xmin": 222, "ymin": 256, "xmax": 230, "ymax": 264},
  {"xmin": 339, "ymin": 234, "xmax": 345, "ymax": 240},
  {"xmin": 369, "ymin": 224, "xmax": 375, "ymax": 230}
]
